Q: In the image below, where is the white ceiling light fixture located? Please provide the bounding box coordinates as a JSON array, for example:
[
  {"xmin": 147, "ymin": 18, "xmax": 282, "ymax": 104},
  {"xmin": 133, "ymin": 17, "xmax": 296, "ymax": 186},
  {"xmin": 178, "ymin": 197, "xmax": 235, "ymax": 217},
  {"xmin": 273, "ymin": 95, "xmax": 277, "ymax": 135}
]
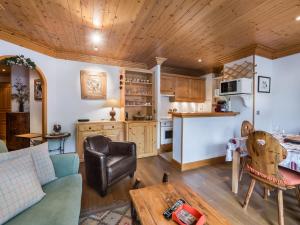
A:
[
  {"xmin": 91, "ymin": 31, "xmax": 102, "ymax": 45},
  {"xmin": 93, "ymin": 17, "xmax": 101, "ymax": 27},
  {"xmin": 198, "ymin": 58, "xmax": 202, "ymax": 63},
  {"xmin": 296, "ymin": 16, "xmax": 300, "ymax": 21}
]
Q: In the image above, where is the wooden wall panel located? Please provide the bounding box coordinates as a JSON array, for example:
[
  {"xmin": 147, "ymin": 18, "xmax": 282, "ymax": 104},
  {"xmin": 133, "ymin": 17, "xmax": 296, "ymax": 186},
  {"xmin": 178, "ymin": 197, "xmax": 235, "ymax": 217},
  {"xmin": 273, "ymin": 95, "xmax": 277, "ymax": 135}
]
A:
[{"xmin": 0, "ymin": 0, "xmax": 300, "ymax": 72}]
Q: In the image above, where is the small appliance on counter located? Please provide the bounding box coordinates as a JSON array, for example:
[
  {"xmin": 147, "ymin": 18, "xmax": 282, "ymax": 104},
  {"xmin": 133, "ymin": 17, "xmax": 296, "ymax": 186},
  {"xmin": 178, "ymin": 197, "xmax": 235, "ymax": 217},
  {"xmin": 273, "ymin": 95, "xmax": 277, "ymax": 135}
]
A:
[{"xmin": 215, "ymin": 100, "xmax": 228, "ymax": 112}]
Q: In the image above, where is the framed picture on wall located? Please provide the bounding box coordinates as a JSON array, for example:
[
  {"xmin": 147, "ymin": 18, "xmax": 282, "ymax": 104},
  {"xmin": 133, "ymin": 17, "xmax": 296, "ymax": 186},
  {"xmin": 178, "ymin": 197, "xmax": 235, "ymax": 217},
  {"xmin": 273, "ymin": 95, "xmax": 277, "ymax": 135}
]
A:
[
  {"xmin": 80, "ymin": 70, "xmax": 107, "ymax": 99},
  {"xmin": 258, "ymin": 76, "xmax": 271, "ymax": 93},
  {"xmin": 34, "ymin": 79, "xmax": 42, "ymax": 100}
]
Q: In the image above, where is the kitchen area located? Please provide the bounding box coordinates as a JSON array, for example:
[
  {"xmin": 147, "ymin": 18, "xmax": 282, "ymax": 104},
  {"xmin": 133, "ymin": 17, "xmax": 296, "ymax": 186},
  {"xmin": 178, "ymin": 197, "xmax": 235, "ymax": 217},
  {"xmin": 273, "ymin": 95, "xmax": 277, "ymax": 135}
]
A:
[{"xmin": 157, "ymin": 67, "xmax": 253, "ymax": 170}]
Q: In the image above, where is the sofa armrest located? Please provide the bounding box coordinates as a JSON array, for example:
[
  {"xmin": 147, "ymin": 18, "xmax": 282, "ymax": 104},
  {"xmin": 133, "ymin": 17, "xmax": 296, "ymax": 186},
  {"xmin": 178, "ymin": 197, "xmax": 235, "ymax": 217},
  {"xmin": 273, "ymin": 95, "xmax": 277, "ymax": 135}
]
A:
[
  {"xmin": 50, "ymin": 153, "xmax": 79, "ymax": 178},
  {"xmin": 108, "ymin": 141, "xmax": 136, "ymax": 157}
]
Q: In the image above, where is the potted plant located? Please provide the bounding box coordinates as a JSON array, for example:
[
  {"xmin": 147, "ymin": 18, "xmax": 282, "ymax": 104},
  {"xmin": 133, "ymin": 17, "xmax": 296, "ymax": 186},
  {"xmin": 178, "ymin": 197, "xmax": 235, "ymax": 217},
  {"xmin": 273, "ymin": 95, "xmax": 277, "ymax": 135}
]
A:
[{"xmin": 12, "ymin": 78, "xmax": 29, "ymax": 112}]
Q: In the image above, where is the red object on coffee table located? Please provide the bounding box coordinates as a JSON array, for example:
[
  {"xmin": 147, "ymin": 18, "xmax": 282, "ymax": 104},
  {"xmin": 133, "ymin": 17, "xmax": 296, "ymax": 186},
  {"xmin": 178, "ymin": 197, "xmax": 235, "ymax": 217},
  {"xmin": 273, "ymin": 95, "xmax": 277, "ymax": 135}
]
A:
[{"xmin": 172, "ymin": 204, "xmax": 206, "ymax": 225}]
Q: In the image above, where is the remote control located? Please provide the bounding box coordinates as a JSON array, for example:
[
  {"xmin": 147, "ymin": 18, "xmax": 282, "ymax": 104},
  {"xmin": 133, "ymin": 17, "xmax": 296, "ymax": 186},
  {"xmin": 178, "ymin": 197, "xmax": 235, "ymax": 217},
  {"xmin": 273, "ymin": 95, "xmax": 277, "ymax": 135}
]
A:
[{"xmin": 163, "ymin": 199, "xmax": 186, "ymax": 220}]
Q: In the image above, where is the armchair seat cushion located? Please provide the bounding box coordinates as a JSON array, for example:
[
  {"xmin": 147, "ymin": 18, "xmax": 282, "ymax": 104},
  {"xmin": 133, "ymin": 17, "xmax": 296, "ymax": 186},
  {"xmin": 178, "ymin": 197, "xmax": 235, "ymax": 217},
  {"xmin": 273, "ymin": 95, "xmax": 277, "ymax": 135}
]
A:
[
  {"xmin": 279, "ymin": 167, "xmax": 300, "ymax": 186},
  {"xmin": 107, "ymin": 155, "xmax": 135, "ymax": 184}
]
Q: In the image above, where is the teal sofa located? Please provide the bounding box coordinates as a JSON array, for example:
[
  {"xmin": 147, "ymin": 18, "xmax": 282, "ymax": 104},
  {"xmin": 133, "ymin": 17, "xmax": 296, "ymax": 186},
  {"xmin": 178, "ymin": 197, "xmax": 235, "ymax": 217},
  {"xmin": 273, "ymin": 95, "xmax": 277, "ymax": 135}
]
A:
[{"xmin": 4, "ymin": 153, "xmax": 82, "ymax": 225}]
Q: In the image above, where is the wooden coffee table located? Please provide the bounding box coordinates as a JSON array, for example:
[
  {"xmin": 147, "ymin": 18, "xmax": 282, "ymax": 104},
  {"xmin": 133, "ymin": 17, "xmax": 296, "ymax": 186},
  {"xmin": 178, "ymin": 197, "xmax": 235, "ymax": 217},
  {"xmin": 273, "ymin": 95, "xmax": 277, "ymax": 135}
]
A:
[{"xmin": 129, "ymin": 182, "xmax": 231, "ymax": 225}]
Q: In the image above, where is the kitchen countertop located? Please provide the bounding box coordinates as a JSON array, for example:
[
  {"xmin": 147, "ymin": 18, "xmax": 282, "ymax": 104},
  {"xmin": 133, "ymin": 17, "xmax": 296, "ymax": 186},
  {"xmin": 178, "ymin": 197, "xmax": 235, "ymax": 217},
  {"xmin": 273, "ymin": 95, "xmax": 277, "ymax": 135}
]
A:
[{"xmin": 170, "ymin": 112, "xmax": 240, "ymax": 118}]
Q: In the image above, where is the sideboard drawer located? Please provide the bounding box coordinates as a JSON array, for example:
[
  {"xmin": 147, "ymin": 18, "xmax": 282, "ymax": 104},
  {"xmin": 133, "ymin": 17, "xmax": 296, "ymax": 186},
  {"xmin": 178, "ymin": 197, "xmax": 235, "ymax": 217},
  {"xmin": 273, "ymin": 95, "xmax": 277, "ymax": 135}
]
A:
[
  {"xmin": 78, "ymin": 124, "xmax": 102, "ymax": 132},
  {"xmin": 102, "ymin": 123, "xmax": 123, "ymax": 130}
]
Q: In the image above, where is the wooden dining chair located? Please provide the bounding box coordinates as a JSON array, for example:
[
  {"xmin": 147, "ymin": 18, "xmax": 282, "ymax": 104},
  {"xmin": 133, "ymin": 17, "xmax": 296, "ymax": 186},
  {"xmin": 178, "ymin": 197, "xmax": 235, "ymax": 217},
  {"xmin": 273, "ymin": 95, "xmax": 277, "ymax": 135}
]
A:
[
  {"xmin": 243, "ymin": 131, "xmax": 300, "ymax": 225},
  {"xmin": 239, "ymin": 120, "xmax": 255, "ymax": 181}
]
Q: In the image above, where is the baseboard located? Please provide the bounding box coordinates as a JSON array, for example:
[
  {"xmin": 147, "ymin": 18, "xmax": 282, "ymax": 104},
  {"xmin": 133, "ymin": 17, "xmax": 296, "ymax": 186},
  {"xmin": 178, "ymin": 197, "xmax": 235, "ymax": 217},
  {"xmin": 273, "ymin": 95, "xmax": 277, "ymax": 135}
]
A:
[
  {"xmin": 171, "ymin": 156, "xmax": 226, "ymax": 171},
  {"xmin": 171, "ymin": 159, "xmax": 182, "ymax": 170},
  {"xmin": 158, "ymin": 144, "xmax": 172, "ymax": 154}
]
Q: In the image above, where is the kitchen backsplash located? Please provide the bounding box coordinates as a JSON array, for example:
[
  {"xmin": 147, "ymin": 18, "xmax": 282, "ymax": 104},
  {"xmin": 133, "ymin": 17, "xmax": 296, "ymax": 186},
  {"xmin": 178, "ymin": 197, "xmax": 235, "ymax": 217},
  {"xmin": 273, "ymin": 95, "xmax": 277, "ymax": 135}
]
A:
[{"xmin": 160, "ymin": 96, "xmax": 212, "ymax": 117}]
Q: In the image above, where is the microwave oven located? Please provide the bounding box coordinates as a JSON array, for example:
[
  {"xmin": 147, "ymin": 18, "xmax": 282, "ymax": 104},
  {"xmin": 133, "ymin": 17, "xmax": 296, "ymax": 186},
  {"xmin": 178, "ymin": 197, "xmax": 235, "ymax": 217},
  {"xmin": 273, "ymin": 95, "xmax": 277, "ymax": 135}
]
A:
[{"xmin": 219, "ymin": 78, "xmax": 252, "ymax": 95}]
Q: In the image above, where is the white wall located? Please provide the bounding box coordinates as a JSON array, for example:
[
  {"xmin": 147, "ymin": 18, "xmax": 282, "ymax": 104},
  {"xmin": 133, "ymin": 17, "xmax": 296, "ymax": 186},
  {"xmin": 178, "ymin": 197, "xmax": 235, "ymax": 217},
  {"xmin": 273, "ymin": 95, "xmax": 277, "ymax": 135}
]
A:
[
  {"xmin": 271, "ymin": 53, "xmax": 300, "ymax": 133},
  {"xmin": 0, "ymin": 39, "xmax": 120, "ymax": 152},
  {"xmin": 254, "ymin": 56, "xmax": 273, "ymax": 131}
]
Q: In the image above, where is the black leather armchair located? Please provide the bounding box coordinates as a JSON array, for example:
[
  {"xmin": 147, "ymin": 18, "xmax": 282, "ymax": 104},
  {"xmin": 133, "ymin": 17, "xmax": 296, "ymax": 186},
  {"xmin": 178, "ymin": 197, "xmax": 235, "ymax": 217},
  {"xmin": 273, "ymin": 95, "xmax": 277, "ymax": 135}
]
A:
[{"xmin": 84, "ymin": 135, "xmax": 137, "ymax": 196}]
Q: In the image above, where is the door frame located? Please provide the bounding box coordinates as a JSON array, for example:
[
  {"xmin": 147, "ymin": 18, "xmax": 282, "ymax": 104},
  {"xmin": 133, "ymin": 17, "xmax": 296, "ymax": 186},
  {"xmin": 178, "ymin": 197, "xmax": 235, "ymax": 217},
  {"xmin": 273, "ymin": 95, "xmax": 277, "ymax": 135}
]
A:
[{"xmin": 0, "ymin": 55, "xmax": 47, "ymax": 136}]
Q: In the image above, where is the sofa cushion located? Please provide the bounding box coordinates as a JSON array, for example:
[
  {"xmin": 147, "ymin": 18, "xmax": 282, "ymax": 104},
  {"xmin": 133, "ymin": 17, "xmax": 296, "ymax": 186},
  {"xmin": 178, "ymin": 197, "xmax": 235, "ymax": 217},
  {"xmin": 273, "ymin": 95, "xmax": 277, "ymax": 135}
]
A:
[
  {"xmin": 0, "ymin": 143, "xmax": 57, "ymax": 185},
  {"xmin": 4, "ymin": 174, "xmax": 82, "ymax": 225},
  {"xmin": 0, "ymin": 155, "xmax": 45, "ymax": 225}
]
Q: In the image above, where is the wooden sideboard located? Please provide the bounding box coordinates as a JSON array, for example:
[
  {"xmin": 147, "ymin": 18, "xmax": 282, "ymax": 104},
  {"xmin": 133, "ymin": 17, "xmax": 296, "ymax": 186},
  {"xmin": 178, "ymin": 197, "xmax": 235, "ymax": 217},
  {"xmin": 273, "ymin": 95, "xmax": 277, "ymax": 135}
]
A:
[
  {"xmin": 76, "ymin": 121, "xmax": 125, "ymax": 162},
  {"xmin": 6, "ymin": 112, "xmax": 30, "ymax": 151},
  {"xmin": 76, "ymin": 120, "xmax": 157, "ymax": 161}
]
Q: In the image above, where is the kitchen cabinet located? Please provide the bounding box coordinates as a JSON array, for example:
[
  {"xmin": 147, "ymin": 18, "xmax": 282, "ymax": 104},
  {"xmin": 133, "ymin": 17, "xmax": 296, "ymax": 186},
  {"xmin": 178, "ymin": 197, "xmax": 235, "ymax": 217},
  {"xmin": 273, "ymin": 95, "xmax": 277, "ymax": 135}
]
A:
[
  {"xmin": 76, "ymin": 121, "xmax": 125, "ymax": 162},
  {"xmin": 160, "ymin": 75, "xmax": 175, "ymax": 95},
  {"xmin": 126, "ymin": 121, "xmax": 157, "ymax": 158},
  {"xmin": 175, "ymin": 77, "xmax": 190, "ymax": 102},
  {"xmin": 161, "ymin": 74, "xmax": 205, "ymax": 102},
  {"xmin": 190, "ymin": 79, "xmax": 205, "ymax": 102}
]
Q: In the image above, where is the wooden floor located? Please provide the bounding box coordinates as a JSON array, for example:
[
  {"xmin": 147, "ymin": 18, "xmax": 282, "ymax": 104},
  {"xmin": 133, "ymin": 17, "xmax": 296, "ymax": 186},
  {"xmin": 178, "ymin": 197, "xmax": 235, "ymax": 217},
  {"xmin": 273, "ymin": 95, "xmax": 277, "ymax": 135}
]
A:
[{"xmin": 80, "ymin": 156, "xmax": 300, "ymax": 225}]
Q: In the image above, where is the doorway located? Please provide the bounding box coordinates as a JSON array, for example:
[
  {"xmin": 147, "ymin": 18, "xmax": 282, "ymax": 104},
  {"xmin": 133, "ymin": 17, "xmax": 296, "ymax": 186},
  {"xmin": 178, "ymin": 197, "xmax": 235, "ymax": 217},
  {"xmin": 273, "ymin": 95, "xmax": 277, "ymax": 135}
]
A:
[
  {"xmin": 0, "ymin": 65, "xmax": 11, "ymax": 140},
  {"xmin": 0, "ymin": 56, "xmax": 47, "ymax": 150}
]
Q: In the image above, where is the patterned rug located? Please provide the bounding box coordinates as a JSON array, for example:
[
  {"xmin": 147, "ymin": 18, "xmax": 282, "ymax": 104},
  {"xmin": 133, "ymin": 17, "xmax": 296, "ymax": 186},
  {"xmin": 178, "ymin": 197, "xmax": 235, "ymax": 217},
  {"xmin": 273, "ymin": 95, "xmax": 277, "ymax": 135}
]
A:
[{"xmin": 79, "ymin": 202, "xmax": 132, "ymax": 225}]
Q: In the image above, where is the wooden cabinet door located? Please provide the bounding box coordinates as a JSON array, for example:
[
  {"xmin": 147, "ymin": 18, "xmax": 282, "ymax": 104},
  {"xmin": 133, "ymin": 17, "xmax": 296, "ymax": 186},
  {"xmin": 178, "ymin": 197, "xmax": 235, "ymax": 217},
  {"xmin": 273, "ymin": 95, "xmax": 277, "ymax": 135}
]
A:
[
  {"xmin": 175, "ymin": 77, "xmax": 190, "ymax": 101},
  {"xmin": 190, "ymin": 79, "xmax": 205, "ymax": 102},
  {"xmin": 161, "ymin": 75, "xmax": 175, "ymax": 95},
  {"xmin": 0, "ymin": 83, "xmax": 11, "ymax": 140},
  {"xmin": 128, "ymin": 124, "xmax": 146, "ymax": 158},
  {"xmin": 127, "ymin": 122, "xmax": 157, "ymax": 158}
]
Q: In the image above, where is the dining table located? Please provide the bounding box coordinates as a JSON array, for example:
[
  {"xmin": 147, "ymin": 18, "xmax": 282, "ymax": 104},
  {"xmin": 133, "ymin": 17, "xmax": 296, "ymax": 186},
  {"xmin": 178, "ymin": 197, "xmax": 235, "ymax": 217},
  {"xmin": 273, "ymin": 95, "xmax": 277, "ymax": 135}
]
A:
[{"xmin": 226, "ymin": 134, "xmax": 300, "ymax": 194}]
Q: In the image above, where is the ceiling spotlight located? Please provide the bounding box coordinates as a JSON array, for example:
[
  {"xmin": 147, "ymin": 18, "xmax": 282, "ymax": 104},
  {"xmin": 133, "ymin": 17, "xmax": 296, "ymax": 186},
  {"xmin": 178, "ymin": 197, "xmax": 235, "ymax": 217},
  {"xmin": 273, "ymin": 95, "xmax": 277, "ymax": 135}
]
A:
[
  {"xmin": 296, "ymin": 16, "xmax": 300, "ymax": 21},
  {"xmin": 198, "ymin": 59, "xmax": 202, "ymax": 63},
  {"xmin": 94, "ymin": 46, "xmax": 99, "ymax": 51},
  {"xmin": 93, "ymin": 17, "xmax": 101, "ymax": 27},
  {"xmin": 91, "ymin": 31, "xmax": 102, "ymax": 44},
  {"xmin": 2, "ymin": 69, "xmax": 6, "ymax": 72}
]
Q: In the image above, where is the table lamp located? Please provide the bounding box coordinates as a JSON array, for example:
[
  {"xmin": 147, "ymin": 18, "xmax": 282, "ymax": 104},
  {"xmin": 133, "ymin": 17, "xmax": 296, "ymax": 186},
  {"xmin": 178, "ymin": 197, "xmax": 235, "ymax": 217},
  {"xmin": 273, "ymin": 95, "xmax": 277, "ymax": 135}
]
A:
[{"xmin": 103, "ymin": 99, "xmax": 120, "ymax": 121}]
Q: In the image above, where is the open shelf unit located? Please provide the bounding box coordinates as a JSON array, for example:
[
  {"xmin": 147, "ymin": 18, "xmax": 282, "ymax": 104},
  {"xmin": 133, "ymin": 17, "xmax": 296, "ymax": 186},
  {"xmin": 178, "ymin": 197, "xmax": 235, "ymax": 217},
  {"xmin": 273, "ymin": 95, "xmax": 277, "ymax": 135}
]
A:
[{"xmin": 120, "ymin": 68, "xmax": 155, "ymax": 121}]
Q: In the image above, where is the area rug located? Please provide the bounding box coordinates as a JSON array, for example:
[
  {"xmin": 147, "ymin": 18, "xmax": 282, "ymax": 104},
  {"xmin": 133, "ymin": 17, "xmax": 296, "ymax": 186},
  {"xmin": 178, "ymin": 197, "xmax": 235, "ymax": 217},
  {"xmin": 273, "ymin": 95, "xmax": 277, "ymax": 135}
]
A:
[{"xmin": 79, "ymin": 202, "xmax": 133, "ymax": 225}]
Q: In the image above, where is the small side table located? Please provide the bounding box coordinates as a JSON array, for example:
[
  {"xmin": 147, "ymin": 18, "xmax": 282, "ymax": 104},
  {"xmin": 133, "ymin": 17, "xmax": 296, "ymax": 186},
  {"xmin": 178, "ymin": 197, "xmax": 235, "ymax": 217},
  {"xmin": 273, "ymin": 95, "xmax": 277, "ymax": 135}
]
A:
[
  {"xmin": 15, "ymin": 133, "xmax": 43, "ymax": 146},
  {"xmin": 44, "ymin": 132, "xmax": 71, "ymax": 154}
]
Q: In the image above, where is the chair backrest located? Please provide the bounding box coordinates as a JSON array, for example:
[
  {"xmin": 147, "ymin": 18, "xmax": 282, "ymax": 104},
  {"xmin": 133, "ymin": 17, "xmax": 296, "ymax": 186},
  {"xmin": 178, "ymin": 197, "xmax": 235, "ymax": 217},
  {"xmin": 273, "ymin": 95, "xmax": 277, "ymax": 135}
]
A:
[
  {"xmin": 241, "ymin": 120, "xmax": 254, "ymax": 137},
  {"xmin": 84, "ymin": 135, "xmax": 111, "ymax": 154},
  {"xmin": 246, "ymin": 131, "xmax": 287, "ymax": 179},
  {"xmin": 0, "ymin": 140, "xmax": 8, "ymax": 153}
]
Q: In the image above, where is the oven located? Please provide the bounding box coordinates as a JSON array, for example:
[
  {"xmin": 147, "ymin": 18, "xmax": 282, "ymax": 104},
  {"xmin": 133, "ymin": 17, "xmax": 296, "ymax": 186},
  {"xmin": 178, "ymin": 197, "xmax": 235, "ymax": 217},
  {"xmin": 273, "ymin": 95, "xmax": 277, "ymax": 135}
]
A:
[{"xmin": 160, "ymin": 120, "xmax": 173, "ymax": 145}]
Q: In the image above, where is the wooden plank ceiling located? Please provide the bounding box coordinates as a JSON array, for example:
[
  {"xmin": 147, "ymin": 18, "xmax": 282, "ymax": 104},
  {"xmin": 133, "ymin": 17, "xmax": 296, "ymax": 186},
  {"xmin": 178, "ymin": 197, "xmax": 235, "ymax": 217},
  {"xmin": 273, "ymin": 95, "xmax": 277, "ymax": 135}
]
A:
[{"xmin": 0, "ymin": 0, "xmax": 300, "ymax": 74}]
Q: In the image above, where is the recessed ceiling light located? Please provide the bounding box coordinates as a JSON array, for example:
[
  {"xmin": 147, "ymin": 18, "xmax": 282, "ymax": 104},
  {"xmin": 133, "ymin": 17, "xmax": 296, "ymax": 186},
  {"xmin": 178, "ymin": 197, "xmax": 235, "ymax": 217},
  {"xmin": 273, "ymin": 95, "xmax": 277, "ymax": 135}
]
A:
[
  {"xmin": 93, "ymin": 17, "xmax": 101, "ymax": 27},
  {"xmin": 2, "ymin": 69, "xmax": 6, "ymax": 72},
  {"xmin": 198, "ymin": 59, "xmax": 202, "ymax": 63},
  {"xmin": 91, "ymin": 31, "xmax": 102, "ymax": 44},
  {"xmin": 296, "ymin": 16, "xmax": 300, "ymax": 21}
]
